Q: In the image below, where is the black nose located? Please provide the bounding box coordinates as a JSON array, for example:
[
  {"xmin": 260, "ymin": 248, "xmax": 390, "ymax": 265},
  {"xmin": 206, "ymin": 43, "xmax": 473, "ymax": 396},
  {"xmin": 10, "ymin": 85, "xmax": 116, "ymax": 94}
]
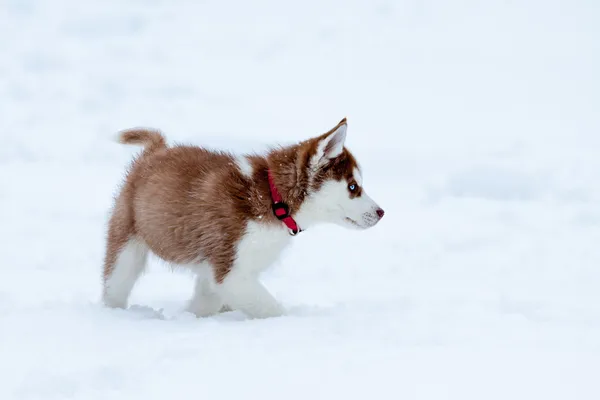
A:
[{"xmin": 376, "ymin": 208, "xmax": 385, "ymax": 218}]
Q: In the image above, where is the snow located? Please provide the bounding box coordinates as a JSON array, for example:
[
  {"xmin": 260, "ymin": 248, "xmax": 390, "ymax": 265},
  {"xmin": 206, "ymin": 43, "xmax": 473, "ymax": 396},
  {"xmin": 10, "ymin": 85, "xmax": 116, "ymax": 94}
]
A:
[{"xmin": 1, "ymin": 0, "xmax": 600, "ymax": 399}]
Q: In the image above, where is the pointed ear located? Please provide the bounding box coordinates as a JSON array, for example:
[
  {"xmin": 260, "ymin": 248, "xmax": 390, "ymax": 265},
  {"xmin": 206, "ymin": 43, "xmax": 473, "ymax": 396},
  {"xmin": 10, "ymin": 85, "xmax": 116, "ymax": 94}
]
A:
[{"xmin": 312, "ymin": 118, "xmax": 347, "ymax": 168}]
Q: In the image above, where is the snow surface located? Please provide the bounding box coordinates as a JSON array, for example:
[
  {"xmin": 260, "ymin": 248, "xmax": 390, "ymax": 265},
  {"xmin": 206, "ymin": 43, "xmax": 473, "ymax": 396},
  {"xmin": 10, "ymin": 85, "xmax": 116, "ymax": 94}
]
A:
[{"xmin": 1, "ymin": 0, "xmax": 600, "ymax": 399}]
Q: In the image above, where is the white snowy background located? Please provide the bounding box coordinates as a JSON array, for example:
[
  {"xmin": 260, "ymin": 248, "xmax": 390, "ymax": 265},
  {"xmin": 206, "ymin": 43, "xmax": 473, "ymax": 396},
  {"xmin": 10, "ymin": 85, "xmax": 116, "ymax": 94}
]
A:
[{"xmin": 1, "ymin": 0, "xmax": 599, "ymax": 399}]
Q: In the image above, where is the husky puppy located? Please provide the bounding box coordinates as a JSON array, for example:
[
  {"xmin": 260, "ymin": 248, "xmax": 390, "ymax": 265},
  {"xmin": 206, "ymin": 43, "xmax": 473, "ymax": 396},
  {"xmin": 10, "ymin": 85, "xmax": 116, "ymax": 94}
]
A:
[{"xmin": 102, "ymin": 118, "xmax": 384, "ymax": 318}]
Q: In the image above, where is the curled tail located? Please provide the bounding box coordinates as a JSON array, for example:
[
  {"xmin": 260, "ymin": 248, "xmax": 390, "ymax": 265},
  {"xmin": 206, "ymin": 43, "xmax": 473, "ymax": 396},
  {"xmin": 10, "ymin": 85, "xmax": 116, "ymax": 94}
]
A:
[{"xmin": 116, "ymin": 128, "xmax": 167, "ymax": 153}]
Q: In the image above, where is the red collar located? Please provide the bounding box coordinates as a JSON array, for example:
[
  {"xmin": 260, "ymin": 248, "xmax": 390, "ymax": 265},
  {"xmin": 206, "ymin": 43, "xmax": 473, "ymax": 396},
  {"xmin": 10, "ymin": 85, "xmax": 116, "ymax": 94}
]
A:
[{"xmin": 267, "ymin": 169, "xmax": 301, "ymax": 235}]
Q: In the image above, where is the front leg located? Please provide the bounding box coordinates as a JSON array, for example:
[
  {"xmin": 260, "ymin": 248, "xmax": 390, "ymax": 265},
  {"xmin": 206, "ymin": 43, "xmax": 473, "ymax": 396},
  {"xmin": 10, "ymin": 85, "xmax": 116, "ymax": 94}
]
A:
[
  {"xmin": 214, "ymin": 220, "xmax": 292, "ymax": 318},
  {"xmin": 186, "ymin": 269, "xmax": 224, "ymax": 318},
  {"xmin": 216, "ymin": 270, "xmax": 285, "ymax": 319}
]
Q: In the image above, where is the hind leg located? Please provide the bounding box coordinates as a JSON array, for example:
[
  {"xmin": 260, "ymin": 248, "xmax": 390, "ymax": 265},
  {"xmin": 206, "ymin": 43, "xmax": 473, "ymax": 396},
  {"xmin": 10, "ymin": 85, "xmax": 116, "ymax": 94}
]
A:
[
  {"xmin": 102, "ymin": 190, "xmax": 149, "ymax": 308},
  {"xmin": 186, "ymin": 264, "xmax": 224, "ymax": 317},
  {"xmin": 102, "ymin": 235, "xmax": 148, "ymax": 309}
]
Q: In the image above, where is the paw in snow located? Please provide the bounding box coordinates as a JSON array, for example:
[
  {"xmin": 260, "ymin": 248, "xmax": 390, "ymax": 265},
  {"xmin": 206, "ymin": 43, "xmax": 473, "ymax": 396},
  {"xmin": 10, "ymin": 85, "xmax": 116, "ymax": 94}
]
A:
[{"xmin": 126, "ymin": 304, "xmax": 166, "ymax": 320}]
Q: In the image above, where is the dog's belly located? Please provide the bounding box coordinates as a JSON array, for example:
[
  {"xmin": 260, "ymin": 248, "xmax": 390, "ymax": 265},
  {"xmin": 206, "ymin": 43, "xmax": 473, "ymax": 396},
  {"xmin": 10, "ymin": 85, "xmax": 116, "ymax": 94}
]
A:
[{"xmin": 133, "ymin": 195, "xmax": 291, "ymax": 272}]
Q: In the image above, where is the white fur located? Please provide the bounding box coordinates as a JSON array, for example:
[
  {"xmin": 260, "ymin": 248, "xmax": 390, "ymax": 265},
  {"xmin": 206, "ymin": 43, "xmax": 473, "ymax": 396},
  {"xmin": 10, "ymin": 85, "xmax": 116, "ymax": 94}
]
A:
[
  {"xmin": 235, "ymin": 220, "xmax": 291, "ymax": 274},
  {"xmin": 186, "ymin": 263, "xmax": 224, "ymax": 317},
  {"xmin": 353, "ymin": 167, "xmax": 363, "ymax": 186},
  {"xmin": 215, "ymin": 220, "xmax": 291, "ymax": 318},
  {"xmin": 218, "ymin": 271, "xmax": 285, "ymax": 319},
  {"xmin": 103, "ymin": 238, "xmax": 148, "ymax": 308},
  {"xmin": 295, "ymin": 179, "xmax": 382, "ymax": 230},
  {"xmin": 310, "ymin": 124, "xmax": 347, "ymax": 169},
  {"xmin": 235, "ymin": 155, "xmax": 254, "ymax": 178}
]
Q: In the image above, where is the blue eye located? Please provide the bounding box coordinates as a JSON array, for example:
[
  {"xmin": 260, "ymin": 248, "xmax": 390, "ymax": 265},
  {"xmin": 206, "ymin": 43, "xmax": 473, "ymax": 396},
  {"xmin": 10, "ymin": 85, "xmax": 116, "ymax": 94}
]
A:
[{"xmin": 348, "ymin": 183, "xmax": 357, "ymax": 192}]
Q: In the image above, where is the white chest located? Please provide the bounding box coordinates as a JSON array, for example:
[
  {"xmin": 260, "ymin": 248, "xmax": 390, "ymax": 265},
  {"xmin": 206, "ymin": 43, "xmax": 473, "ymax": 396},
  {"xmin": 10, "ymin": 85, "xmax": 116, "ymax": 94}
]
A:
[{"xmin": 234, "ymin": 220, "xmax": 292, "ymax": 275}]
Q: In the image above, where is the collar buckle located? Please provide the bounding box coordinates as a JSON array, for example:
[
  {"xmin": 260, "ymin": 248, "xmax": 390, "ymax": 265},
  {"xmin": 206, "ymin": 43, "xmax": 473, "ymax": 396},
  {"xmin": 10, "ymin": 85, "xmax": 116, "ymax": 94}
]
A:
[{"xmin": 272, "ymin": 202, "xmax": 291, "ymax": 220}]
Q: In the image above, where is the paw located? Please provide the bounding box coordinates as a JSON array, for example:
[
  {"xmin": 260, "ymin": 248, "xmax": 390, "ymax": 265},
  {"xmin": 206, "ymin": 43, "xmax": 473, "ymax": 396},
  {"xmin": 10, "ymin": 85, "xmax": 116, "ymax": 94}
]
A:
[
  {"xmin": 219, "ymin": 304, "xmax": 233, "ymax": 313},
  {"xmin": 102, "ymin": 293, "xmax": 127, "ymax": 309},
  {"xmin": 186, "ymin": 302, "xmax": 223, "ymax": 318}
]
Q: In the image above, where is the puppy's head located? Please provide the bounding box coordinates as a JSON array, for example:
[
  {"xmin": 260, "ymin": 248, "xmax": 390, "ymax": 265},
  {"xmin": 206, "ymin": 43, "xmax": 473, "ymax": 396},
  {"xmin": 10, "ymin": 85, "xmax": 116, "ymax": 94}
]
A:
[{"xmin": 295, "ymin": 118, "xmax": 385, "ymax": 230}]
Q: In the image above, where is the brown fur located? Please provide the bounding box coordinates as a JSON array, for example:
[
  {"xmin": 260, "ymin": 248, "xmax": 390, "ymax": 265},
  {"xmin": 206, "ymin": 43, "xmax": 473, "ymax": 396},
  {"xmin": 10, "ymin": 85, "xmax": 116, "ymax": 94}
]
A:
[{"xmin": 102, "ymin": 119, "xmax": 359, "ymax": 287}]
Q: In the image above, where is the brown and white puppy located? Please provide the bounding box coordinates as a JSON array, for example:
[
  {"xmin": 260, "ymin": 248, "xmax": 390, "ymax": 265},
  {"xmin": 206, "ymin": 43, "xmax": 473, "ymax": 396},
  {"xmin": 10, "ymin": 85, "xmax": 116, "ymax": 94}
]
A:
[{"xmin": 102, "ymin": 118, "xmax": 384, "ymax": 319}]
